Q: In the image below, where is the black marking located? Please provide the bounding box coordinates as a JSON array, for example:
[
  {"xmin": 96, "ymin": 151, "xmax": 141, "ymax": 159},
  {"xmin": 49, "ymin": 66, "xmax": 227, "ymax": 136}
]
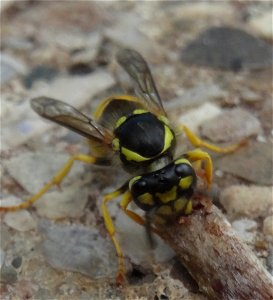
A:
[
  {"xmin": 130, "ymin": 161, "xmax": 196, "ymax": 211},
  {"xmin": 175, "ymin": 163, "xmax": 193, "ymax": 177},
  {"xmin": 115, "ymin": 112, "xmax": 165, "ymax": 158}
]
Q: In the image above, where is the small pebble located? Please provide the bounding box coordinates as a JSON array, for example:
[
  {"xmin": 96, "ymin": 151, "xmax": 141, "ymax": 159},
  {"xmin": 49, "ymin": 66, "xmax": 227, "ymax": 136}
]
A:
[
  {"xmin": 178, "ymin": 102, "xmax": 222, "ymax": 133},
  {"xmin": 23, "ymin": 65, "xmax": 59, "ymax": 88},
  {"xmin": 104, "ymin": 13, "xmax": 160, "ymax": 58},
  {"xmin": 169, "ymin": 2, "xmax": 233, "ymax": 21},
  {"xmin": 263, "ymin": 216, "xmax": 273, "ymax": 237},
  {"xmin": 30, "ymin": 71, "xmax": 115, "ymax": 109},
  {"xmin": 215, "ymin": 170, "xmax": 224, "ymax": 178},
  {"xmin": 34, "ymin": 183, "xmax": 88, "ymax": 219},
  {"xmin": 181, "ymin": 26, "xmax": 273, "ymax": 70},
  {"xmin": 11, "ymin": 256, "xmax": 22, "ymax": 269},
  {"xmin": 216, "ymin": 141, "xmax": 272, "ymax": 186},
  {"xmin": 0, "ymin": 196, "xmax": 22, "ymax": 208},
  {"xmin": 1, "ymin": 71, "xmax": 115, "ymax": 150},
  {"xmin": 39, "ymin": 221, "xmax": 118, "ymax": 279},
  {"xmin": 249, "ymin": 10, "xmax": 273, "ymax": 41},
  {"xmin": 4, "ymin": 210, "xmax": 36, "ymax": 232},
  {"xmin": 4, "ymin": 152, "xmax": 84, "ymax": 194},
  {"xmin": 1, "ymin": 53, "xmax": 27, "ymax": 84},
  {"xmin": 232, "ymin": 219, "xmax": 257, "ymax": 243},
  {"xmin": 0, "ymin": 264, "xmax": 18, "ymax": 284},
  {"xmin": 220, "ymin": 185, "xmax": 272, "ymax": 219},
  {"xmin": 200, "ymin": 108, "xmax": 262, "ymax": 143},
  {"xmin": 168, "ymin": 83, "xmax": 227, "ymax": 110},
  {"xmin": 256, "ymin": 135, "xmax": 267, "ymax": 143},
  {"xmin": 240, "ymin": 88, "xmax": 261, "ymax": 102}
]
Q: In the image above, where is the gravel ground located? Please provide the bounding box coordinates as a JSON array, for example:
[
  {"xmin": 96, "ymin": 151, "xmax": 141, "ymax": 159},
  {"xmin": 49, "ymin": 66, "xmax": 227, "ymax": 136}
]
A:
[{"xmin": 0, "ymin": 1, "xmax": 272, "ymax": 300}]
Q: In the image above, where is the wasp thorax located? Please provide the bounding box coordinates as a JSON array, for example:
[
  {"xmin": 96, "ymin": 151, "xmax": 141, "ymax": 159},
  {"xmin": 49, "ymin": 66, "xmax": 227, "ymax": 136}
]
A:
[{"xmin": 113, "ymin": 110, "xmax": 175, "ymax": 168}]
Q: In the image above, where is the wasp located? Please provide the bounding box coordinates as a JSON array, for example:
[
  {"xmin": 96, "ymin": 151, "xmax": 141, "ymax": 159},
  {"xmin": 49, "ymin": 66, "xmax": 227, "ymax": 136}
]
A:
[{"xmin": 0, "ymin": 49, "xmax": 242, "ymax": 284}]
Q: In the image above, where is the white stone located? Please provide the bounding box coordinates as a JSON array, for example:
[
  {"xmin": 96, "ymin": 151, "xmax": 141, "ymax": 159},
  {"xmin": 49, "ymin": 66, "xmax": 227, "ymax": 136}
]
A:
[
  {"xmin": 263, "ymin": 215, "xmax": 273, "ymax": 237},
  {"xmin": 178, "ymin": 102, "xmax": 222, "ymax": 133},
  {"xmin": 249, "ymin": 10, "xmax": 273, "ymax": 40},
  {"xmin": 34, "ymin": 183, "xmax": 89, "ymax": 219},
  {"xmin": 1, "ymin": 52, "xmax": 27, "ymax": 84},
  {"xmin": 4, "ymin": 210, "xmax": 36, "ymax": 232},
  {"xmin": 232, "ymin": 219, "xmax": 257, "ymax": 243},
  {"xmin": 39, "ymin": 221, "xmax": 117, "ymax": 279},
  {"xmin": 168, "ymin": 83, "xmax": 227, "ymax": 111},
  {"xmin": 0, "ymin": 196, "xmax": 22, "ymax": 208},
  {"xmin": 1, "ymin": 71, "xmax": 115, "ymax": 150},
  {"xmin": 200, "ymin": 108, "xmax": 263, "ymax": 142},
  {"xmin": 104, "ymin": 13, "xmax": 161, "ymax": 58},
  {"xmin": 3, "ymin": 152, "xmax": 85, "ymax": 194},
  {"xmin": 220, "ymin": 185, "xmax": 273, "ymax": 219},
  {"xmin": 169, "ymin": 2, "xmax": 233, "ymax": 20}
]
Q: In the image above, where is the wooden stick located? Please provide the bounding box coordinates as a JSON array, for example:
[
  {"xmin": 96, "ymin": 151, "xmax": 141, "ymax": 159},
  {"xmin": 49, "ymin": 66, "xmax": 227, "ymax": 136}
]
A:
[{"xmin": 157, "ymin": 203, "xmax": 273, "ymax": 300}]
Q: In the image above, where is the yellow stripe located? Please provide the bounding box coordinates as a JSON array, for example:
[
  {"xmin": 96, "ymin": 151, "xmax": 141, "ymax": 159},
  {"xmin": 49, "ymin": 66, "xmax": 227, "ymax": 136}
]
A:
[
  {"xmin": 138, "ymin": 193, "xmax": 154, "ymax": 205},
  {"xmin": 158, "ymin": 115, "xmax": 170, "ymax": 126},
  {"xmin": 174, "ymin": 158, "xmax": 191, "ymax": 165},
  {"xmin": 184, "ymin": 200, "xmax": 193, "ymax": 215},
  {"xmin": 112, "ymin": 138, "xmax": 120, "ymax": 151},
  {"xmin": 156, "ymin": 186, "xmax": 177, "ymax": 203},
  {"xmin": 157, "ymin": 205, "xmax": 173, "ymax": 216},
  {"xmin": 115, "ymin": 116, "xmax": 127, "ymax": 129},
  {"xmin": 160, "ymin": 125, "xmax": 174, "ymax": 154},
  {"xmin": 129, "ymin": 176, "xmax": 141, "ymax": 190},
  {"xmin": 133, "ymin": 109, "xmax": 147, "ymax": 115},
  {"xmin": 179, "ymin": 176, "xmax": 192, "ymax": 190},
  {"xmin": 121, "ymin": 147, "xmax": 150, "ymax": 162},
  {"xmin": 173, "ymin": 198, "xmax": 188, "ymax": 212}
]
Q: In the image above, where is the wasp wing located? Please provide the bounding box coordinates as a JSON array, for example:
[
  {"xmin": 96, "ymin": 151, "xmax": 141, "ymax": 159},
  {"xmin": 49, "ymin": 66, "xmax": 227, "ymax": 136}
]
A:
[
  {"xmin": 116, "ymin": 48, "xmax": 167, "ymax": 116},
  {"xmin": 31, "ymin": 97, "xmax": 112, "ymax": 144}
]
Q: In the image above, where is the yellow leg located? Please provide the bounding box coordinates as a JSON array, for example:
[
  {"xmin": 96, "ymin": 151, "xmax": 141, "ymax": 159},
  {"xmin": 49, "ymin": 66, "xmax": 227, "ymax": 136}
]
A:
[
  {"xmin": 101, "ymin": 186, "xmax": 127, "ymax": 285},
  {"xmin": 180, "ymin": 125, "xmax": 245, "ymax": 154},
  {"xmin": 120, "ymin": 192, "xmax": 146, "ymax": 226},
  {"xmin": 119, "ymin": 192, "xmax": 161, "ymax": 236},
  {"xmin": 0, "ymin": 154, "xmax": 96, "ymax": 212},
  {"xmin": 184, "ymin": 149, "xmax": 213, "ymax": 187}
]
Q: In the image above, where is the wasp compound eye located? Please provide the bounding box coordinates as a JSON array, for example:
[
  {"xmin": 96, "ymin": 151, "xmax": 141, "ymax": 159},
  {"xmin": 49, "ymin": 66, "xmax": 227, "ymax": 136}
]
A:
[
  {"xmin": 129, "ymin": 176, "xmax": 146, "ymax": 191},
  {"xmin": 136, "ymin": 179, "xmax": 147, "ymax": 188},
  {"xmin": 175, "ymin": 162, "xmax": 193, "ymax": 177}
]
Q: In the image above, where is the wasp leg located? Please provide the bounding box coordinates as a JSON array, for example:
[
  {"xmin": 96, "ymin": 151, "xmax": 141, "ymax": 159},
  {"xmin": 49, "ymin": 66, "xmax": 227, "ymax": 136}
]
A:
[
  {"xmin": 101, "ymin": 186, "xmax": 128, "ymax": 285},
  {"xmin": 184, "ymin": 149, "xmax": 213, "ymax": 187},
  {"xmin": 180, "ymin": 125, "xmax": 245, "ymax": 154},
  {"xmin": 0, "ymin": 154, "xmax": 98, "ymax": 212},
  {"xmin": 119, "ymin": 192, "xmax": 160, "ymax": 236}
]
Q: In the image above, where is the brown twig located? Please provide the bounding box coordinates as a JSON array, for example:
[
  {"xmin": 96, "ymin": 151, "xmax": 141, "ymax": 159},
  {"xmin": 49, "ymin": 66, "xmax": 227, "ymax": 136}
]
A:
[{"xmin": 157, "ymin": 202, "xmax": 273, "ymax": 300}]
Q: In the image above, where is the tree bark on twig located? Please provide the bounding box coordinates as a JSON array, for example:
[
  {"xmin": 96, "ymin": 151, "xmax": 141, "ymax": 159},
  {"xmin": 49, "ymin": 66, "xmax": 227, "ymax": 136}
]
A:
[{"xmin": 157, "ymin": 203, "xmax": 273, "ymax": 300}]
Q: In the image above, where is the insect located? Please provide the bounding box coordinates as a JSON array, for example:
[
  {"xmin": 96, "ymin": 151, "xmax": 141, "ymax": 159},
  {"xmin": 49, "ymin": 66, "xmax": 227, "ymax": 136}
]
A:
[{"xmin": 0, "ymin": 49, "xmax": 242, "ymax": 284}]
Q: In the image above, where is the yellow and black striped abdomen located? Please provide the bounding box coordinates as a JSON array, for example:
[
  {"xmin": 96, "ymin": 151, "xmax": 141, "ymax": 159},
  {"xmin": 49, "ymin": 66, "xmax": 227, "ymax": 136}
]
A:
[{"xmin": 129, "ymin": 158, "xmax": 197, "ymax": 219}]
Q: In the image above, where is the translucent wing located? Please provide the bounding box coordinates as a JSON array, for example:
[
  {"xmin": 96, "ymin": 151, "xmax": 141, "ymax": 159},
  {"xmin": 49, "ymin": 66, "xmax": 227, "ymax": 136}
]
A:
[
  {"xmin": 116, "ymin": 48, "xmax": 167, "ymax": 116},
  {"xmin": 31, "ymin": 97, "xmax": 112, "ymax": 144}
]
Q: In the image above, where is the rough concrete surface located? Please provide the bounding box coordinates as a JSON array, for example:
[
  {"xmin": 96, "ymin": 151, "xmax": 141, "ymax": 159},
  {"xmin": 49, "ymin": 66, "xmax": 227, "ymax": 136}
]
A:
[{"xmin": 1, "ymin": 1, "xmax": 272, "ymax": 300}]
